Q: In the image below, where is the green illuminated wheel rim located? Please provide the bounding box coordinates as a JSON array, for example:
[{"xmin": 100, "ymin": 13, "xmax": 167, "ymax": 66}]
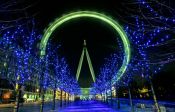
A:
[{"xmin": 40, "ymin": 11, "xmax": 131, "ymax": 84}]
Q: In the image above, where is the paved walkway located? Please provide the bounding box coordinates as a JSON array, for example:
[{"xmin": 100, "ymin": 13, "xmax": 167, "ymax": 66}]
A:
[
  {"xmin": 0, "ymin": 101, "xmax": 124, "ymax": 112},
  {"xmin": 60, "ymin": 101, "xmax": 118, "ymax": 112},
  {"xmin": 2, "ymin": 100, "xmax": 174, "ymax": 112}
]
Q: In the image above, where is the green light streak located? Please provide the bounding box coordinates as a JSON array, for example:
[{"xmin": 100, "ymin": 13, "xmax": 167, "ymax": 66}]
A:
[
  {"xmin": 40, "ymin": 11, "xmax": 131, "ymax": 84},
  {"xmin": 76, "ymin": 47, "xmax": 85, "ymax": 80},
  {"xmin": 85, "ymin": 47, "xmax": 96, "ymax": 82}
]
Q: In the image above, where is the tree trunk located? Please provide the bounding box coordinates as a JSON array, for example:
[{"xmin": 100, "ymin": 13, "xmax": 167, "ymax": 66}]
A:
[
  {"xmin": 110, "ymin": 83, "xmax": 113, "ymax": 106},
  {"xmin": 40, "ymin": 88, "xmax": 45, "ymax": 112},
  {"xmin": 128, "ymin": 87, "xmax": 134, "ymax": 112},
  {"xmin": 52, "ymin": 88, "xmax": 56, "ymax": 110},
  {"xmin": 39, "ymin": 59, "xmax": 45, "ymax": 112},
  {"xmin": 13, "ymin": 83, "xmax": 20, "ymax": 112},
  {"xmin": 68, "ymin": 93, "xmax": 70, "ymax": 104},
  {"xmin": 100, "ymin": 93, "xmax": 103, "ymax": 102},
  {"xmin": 149, "ymin": 76, "xmax": 161, "ymax": 112},
  {"xmin": 102, "ymin": 93, "xmax": 105, "ymax": 102},
  {"xmin": 64, "ymin": 92, "xmax": 67, "ymax": 105},
  {"xmin": 115, "ymin": 85, "xmax": 120, "ymax": 109},
  {"xmin": 60, "ymin": 90, "xmax": 62, "ymax": 107},
  {"xmin": 105, "ymin": 90, "xmax": 108, "ymax": 104},
  {"xmin": 104, "ymin": 93, "xmax": 105, "ymax": 102}
]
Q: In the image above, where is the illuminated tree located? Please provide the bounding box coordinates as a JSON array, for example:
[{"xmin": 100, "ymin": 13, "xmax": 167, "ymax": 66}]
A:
[
  {"xmin": 0, "ymin": 21, "xmax": 42, "ymax": 112},
  {"xmin": 121, "ymin": 2, "xmax": 174, "ymax": 110}
]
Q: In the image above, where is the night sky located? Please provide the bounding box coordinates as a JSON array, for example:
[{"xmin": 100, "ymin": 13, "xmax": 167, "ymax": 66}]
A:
[
  {"xmin": 33, "ymin": 0, "xmax": 127, "ymax": 87},
  {"xmin": 6, "ymin": 0, "xmax": 174, "ymax": 88}
]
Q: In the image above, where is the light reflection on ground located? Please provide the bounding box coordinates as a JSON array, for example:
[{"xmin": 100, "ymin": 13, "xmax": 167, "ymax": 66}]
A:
[{"xmin": 60, "ymin": 101, "xmax": 117, "ymax": 112}]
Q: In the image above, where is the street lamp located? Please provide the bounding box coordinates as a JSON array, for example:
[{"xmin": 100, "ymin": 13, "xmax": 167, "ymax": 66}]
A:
[{"xmin": 36, "ymin": 89, "xmax": 39, "ymax": 93}]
